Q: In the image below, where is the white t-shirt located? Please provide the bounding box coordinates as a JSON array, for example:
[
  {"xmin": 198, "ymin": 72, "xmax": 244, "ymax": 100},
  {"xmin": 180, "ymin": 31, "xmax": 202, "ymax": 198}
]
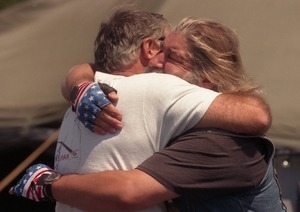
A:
[{"xmin": 54, "ymin": 72, "xmax": 219, "ymax": 212}]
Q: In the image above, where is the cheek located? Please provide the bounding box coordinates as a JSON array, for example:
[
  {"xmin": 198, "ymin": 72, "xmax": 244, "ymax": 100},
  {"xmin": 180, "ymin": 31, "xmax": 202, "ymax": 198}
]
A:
[
  {"xmin": 148, "ymin": 53, "xmax": 164, "ymax": 68},
  {"xmin": 148, "ymin": 57, "xmax": 161, "ymax": 68},
  {"xmin": 164, "ymin": 63, "xmax": 186, "ymax": 78},
  {"xmin": 163, "ymin": 63, "xmax": 174, "ymax": 74}
]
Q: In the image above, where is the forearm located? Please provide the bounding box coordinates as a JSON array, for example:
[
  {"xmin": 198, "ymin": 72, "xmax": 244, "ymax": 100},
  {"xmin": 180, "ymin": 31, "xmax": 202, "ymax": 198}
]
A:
[
  {"xmin": 53, "ymin": 172, "xmax": 125, "ymax": 211},
  {"xmin": 61, "ymin": 63, "xmax": 95, "ymax": 101},
  {"xmin": 52, "ymin": 169, "xmax": 176, "ymax": 211},
  {"xmin": 196, "ymin": 93, "xmax": 272, "ymax": 134}
]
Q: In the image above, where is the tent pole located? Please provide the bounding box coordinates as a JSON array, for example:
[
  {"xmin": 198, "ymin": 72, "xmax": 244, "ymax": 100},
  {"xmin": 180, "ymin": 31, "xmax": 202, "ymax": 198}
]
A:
[{"xmin": 0, "ymin": 129, "xmax": 60, "ymax": 192}]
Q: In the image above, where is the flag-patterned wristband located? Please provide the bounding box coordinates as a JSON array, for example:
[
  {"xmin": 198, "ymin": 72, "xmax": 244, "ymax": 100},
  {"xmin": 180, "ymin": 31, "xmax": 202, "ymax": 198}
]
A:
[
  {"xmin": 70, "ymin": 81, "xmax": 92, "ymax": 112},
  {"xmin": 76, "ymin": 83, "xmax": 111, "ymax": 131},
  {"xmin": 12, "ymin": 164, "xmax": 59, "ymax": 202}
]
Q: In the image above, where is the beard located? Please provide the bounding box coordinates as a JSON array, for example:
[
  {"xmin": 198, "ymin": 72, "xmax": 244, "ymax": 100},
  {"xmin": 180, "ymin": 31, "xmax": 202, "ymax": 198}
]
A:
[
  {"xmin": 182, "ymin": 71, "xmax": 201, "ymax": 85},
  {"xmin": 144, "ymin": 66, "xmax": 164, "ymax": 73}
]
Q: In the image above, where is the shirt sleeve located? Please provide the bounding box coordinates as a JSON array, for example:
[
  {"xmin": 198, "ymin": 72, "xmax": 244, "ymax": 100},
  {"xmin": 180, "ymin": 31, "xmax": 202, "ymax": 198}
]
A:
[{"xmin": 137, "ymin": 129, "xmax": 269, "ymax": 200}]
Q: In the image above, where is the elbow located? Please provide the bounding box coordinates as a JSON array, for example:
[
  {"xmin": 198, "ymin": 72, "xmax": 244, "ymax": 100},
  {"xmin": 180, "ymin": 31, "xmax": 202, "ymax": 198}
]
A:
[
  {"xmin": 87, "ymin": 179, "xmax": 143, "ymax": 212},
  {"xmin": 251, "ymin": 96, "xmax": 272, "ymax": 134},
  {"xmin": 255, "ymin": 107, "xmax": 272, "ymax": 134},
  {"xmin": 112, "ymin": 179, "xmax": 146, "ymax": 211}
]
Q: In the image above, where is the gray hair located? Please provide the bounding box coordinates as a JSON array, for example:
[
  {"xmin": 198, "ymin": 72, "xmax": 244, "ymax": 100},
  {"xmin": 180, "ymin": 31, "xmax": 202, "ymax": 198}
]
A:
[{"xmin": 94, "ymin": 6, "xmax": 170, "ymax": 73}]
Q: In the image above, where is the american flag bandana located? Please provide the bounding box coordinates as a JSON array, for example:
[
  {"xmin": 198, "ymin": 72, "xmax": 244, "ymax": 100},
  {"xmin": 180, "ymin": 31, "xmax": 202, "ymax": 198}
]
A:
[
  {"xmin": 12, "ymin": 164, "xmax": 55, "ymax": 202},
  {"xmin": 76, "ymin": 82, "xmax": 111, "ymax": 131}
]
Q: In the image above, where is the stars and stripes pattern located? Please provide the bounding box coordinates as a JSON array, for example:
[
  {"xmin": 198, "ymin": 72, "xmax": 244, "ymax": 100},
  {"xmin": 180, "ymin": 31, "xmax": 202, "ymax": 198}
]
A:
[
  {"xmin": 12, "ymin": 164, "xmax": 54, "ymax": 202},
  {"xmin": 71, "ymin": 81, "xmax": 91, "ymax": 112},
  {"xmin": 76, "ymin": 82, "xmax": 111, "ymax": 131}
]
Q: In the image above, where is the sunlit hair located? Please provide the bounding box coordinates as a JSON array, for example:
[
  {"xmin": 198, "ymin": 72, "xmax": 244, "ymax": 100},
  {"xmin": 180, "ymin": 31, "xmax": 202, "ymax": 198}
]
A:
[
  {"xmin": 174, "ymin": 17, "xmax": 263, "ymax": 95},
  {"xmin": 94, "ymin": 6, "xmax": 170, "ymax": 73}
]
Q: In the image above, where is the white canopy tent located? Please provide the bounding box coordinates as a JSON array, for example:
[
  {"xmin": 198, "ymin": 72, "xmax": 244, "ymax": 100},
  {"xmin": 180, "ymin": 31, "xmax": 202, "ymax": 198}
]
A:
[
  {"xmin": 0, "ymin": 0, "xmax": 299, "ymax": 151},
  {"xmin": 0, "ymin": 0, "xmax": 300, "ymax": 210}
]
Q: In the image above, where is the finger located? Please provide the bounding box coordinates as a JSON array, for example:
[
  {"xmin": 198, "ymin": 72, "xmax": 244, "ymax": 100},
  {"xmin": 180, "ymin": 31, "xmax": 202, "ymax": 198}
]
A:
[
  {"xmin": 92, "ymin": 125, "xmax": 107, "ymax": 135},
  {"xmin": 101, "ymin": 104, "xmax": 123, "ymax": 121},
  {"xmin": 93, "ymin": 120, "xmax": 116, "ymax": 134},
  {"xmin": 99, "ymin": 110, "xmax": 122, "ymax": 130},
  {"xmin": 85, "ymin": 108, "xmax": 122, "ymax": 133},
  {"xmin": 107, "ymin": 92, "xmax": 119, "ymax": 105},
  {"xmin": 9, "ymin": 187, "xmax": 14, "ymax": 195},
  {"xmin": 98, "ymin": 83, "xmax": 117, "ymax": 95},
  {"xmin": 93, "ymin": 112, "xmax": 121, "ymax": 134}
]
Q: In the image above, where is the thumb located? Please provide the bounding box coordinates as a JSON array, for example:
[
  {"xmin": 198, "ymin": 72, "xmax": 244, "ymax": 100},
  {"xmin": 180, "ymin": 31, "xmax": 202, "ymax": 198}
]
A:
[
  {"xmin": 9, "ymin": 187, "xmax": 14, "ymax": 195},
  {"xmin": 107, "ymin": 92, "xmax": 119, "ymax": 105}
]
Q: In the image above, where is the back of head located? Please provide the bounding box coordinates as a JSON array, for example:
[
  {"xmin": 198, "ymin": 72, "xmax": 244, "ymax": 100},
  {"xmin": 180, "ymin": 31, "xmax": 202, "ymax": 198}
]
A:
[
  {"xmin": 174, "ymin": 18, "xmax": 262, "ymax": 95},
  {"xmin": 94, "ymin": 6, "xmax": 170, "ymax": 73}
]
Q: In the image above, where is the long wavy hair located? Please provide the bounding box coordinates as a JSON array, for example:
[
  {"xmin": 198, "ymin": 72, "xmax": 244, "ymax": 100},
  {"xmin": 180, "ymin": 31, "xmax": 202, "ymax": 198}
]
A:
[{"xmin": 174, "ymin": 18, "xmax": 263, "ymax": 96}]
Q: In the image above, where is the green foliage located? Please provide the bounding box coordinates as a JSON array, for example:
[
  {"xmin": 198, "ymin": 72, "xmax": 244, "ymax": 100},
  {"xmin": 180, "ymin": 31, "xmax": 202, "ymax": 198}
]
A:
[{"xmin": 0, "ymin": 0, "xmax": 27, "ymax": 10}]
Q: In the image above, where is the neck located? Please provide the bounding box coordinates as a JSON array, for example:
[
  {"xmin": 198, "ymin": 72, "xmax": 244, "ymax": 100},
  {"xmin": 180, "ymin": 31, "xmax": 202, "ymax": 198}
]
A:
[{"xmin": 113, "ymin": 60, "xmax": 146, "ymax": 77}]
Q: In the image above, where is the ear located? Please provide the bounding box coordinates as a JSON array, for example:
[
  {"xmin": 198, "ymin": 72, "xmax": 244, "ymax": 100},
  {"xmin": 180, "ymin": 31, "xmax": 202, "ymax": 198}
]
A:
[{"xmin": 141, "ymin": 38, "xmax": 160, "ymax": 60}]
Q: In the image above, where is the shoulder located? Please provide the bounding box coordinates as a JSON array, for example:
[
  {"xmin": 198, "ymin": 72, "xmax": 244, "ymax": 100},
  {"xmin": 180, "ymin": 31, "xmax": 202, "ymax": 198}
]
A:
[
  {"xmin": 131, "ymin": 73, "xmax": 199, "ymax": 90},
  {"xmin": 134, "ymin": 73, "xmax": 188, "ymax": 83},
  {"xmin": 94, "ymin": 72, "xmax": 125, "ymax": 83}
]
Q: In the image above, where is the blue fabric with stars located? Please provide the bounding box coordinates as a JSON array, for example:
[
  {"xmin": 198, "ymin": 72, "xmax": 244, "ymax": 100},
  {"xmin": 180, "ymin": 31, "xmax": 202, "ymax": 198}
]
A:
[
  {"xmin": 12, "ymin": 163, "xmax": 54, "ymax": 202},
  {"xmin": 77, "ymin": 82, "xmax": 111, "ymax": 131}
]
